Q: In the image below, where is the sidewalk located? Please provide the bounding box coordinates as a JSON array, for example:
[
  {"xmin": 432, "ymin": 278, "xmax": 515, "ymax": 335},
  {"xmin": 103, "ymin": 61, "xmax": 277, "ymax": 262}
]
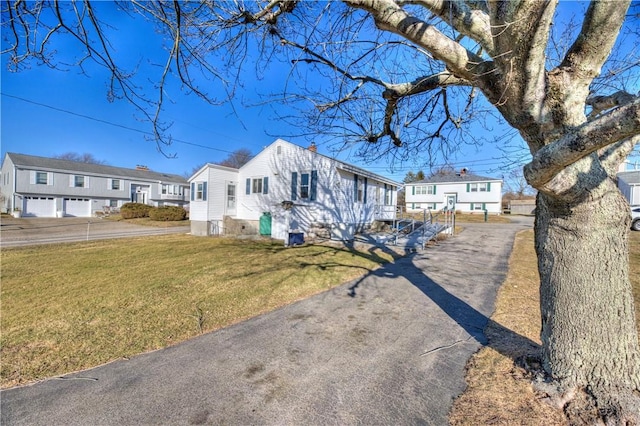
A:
[
  {"xmin": 1, "ymin": 218, "xmax": 534, "ymax": 425},
  {"xmin": 0, "ymin": 216, "xmax": 190, "ymax": 247}
]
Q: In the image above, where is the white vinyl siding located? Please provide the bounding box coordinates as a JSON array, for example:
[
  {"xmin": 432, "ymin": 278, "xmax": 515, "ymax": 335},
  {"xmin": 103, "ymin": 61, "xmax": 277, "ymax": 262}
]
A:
[
  {"xmin": 406, "ymin": 179, "xmax": 501, "ymax": 214},
  {"xmin": 191, "ymin": 140, "xmax": 399, "ymax": 237}
]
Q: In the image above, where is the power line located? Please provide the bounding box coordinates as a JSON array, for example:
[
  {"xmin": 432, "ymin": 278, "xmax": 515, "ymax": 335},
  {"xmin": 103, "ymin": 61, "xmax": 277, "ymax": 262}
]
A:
[
  {"xmin": 1, "ymin": 91, "xmax": 535, "ymax": 177},
  {"xmin": 1, "ymin": 92, "xmax": 239, "ymax": 156}
]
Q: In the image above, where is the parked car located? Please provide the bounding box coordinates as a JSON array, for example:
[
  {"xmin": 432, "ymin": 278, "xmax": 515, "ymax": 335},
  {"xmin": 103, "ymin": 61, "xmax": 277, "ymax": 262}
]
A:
[{"xmin": 632, "ymin": 206, "xmax": 640, "ymax": 231}]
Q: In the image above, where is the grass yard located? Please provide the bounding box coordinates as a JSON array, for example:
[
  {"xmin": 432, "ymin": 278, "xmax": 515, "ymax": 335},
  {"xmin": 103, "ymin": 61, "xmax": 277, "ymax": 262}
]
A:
[
  {"xmin": 450, "ymin": 212, "xmax": 513, "ymax": 224},
  {"xmin": 449, "ymin": 230, "xmax": 640, "ymax": 425},
  {"xmin": 0, "ymin": 234, "xmax": 396, "ymax": 388}
]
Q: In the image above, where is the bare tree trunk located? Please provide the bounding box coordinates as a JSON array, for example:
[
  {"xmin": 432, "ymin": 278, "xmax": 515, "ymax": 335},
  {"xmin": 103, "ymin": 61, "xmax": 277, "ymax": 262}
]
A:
[{"xmin": 535, "ymin": 179, "xmax": 640, "ymax": 423}]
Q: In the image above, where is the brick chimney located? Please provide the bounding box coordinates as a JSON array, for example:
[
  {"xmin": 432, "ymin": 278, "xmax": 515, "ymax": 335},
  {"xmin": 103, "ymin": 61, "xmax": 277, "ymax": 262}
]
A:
[
  {"xmin": 460, "ymin": 167, "xmax": 468, "ymax": 176},
  {"xmin": 136, "ymin": 165, "xmax": 149, "ymax": 170},
  {"xmin": 308, "ymin": 142, "xmax": 317, "ymax": 153}
]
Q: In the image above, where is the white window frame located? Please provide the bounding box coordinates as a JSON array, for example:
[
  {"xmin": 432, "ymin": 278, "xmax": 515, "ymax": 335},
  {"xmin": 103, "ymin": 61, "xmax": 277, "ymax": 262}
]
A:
[
  {"xmin": 469, "ymin": 183, "xmax": 478, "ymax": 192},
  {"xmin": 252, "ymin": 178, "xmax": 263, "ymax": 194},
  {"xmin": 73, "ymin": 175, "xmax": 85, "ymax": 188},
  {"xmin": 35, "ymin": 171, "xmax": 48, "ymax": 185},
  {"xmin": 111, "ymin": 179, "xmax": 121, "ymax": 190},
  {"xmin": 300, "ymin": 173, "xmax": 310, "ymax": 199},
  {"xmin": 356, "ymin": 177, "xmax": 364, "ymax": 203},
  {"xmin": 415, "ymin": 185, "xmax": 435, "ymax": 195},
  {"xmin": 478, "ymin": 182, "xmax": 488, "ymax": 192},
  {"xmin": 195, "ymin": 182, "xmax": 205, "ymax": 201}
]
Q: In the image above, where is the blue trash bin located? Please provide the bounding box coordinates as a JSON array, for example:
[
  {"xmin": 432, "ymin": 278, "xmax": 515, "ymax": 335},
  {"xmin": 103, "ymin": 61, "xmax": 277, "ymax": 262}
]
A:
[{"xmin": 288, "ymin": 232, "xmax": 304, "ymax": 246}]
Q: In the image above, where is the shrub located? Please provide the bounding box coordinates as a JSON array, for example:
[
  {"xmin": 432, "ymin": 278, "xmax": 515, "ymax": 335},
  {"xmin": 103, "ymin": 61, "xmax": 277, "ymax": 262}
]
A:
[
  {"xmin": 149, "ymin": 206, "xmax": 187, "ymax": 221},
  {"xmin": 120, "ymin": 203, "xmax": 153, "ymax": 219}
]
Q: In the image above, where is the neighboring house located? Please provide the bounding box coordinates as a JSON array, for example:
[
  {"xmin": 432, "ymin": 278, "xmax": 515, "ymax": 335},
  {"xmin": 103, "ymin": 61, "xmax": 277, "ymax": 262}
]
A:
[
  {"xmin": 0, "ymin": 153, "xmax": 189, "ymax": 217},
  {"xmin": 188, "ymin": 139, "xmax": 400, "ymax": 241},
  {"xmin": 509, "ymin": 199, "xmax": 536, "ymax": 215},
  {"xmin": 404, "ymin": 169, "xmax": 503, "ymax": 214},
  {"xmin": 618, "ymin": 170, "xmax": 640, "ymax": 206}
]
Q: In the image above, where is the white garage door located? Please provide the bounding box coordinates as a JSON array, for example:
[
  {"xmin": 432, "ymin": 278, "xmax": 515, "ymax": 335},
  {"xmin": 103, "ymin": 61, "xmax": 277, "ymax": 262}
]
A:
[
  {"xmin": 64, "ymin": 198, "xmax": 91, "ymax": 217},
  {"xmin": 24, "ymin": 196, "xmax": 56, "ymax": 217}
]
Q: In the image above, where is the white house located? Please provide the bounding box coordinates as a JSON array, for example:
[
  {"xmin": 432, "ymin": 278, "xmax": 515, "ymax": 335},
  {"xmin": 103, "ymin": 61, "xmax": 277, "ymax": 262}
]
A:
[
  {"xmin": 188, "ymin": 139, "xmax": 400, "ymax": 241},
  {"xmin": 404, "ymin": 169, "xmax": 503, "ymax": 214},
  {"xmin": 618, "ymin": 170, "xmax": 640, "ymax": 205},
  {"xmin": 0, "ymin": 153, "xmax": 189, "ymax": 217}
]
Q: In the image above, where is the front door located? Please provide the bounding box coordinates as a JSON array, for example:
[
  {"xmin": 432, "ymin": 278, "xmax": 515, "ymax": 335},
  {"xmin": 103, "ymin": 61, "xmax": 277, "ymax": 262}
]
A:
[
  {"xmin": 225, "ymin": 183, "xmax": 236, "ymax": 216},
  {"xmin": 131, "ymin": 184, "xmax": 150, "ymax": 204},
  {"xmin": 134, "ymin": 191, "xmax": 147, "ymax": 204},
  {"xmin": 446, "ymin": 194, "xmax": 457, "ymax": 211}
]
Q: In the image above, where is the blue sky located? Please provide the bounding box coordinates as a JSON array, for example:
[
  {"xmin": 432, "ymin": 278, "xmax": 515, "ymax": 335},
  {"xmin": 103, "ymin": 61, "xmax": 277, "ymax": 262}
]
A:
[{"xmin": 1, "ymin": 2, "xmax": 638, "ymax": 183}]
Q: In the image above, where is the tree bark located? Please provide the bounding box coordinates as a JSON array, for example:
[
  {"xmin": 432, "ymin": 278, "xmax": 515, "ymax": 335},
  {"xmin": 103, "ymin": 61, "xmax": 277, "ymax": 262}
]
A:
[{"xmin": 535, "ymin": 172, "xmax": 640, "ymax": 422}]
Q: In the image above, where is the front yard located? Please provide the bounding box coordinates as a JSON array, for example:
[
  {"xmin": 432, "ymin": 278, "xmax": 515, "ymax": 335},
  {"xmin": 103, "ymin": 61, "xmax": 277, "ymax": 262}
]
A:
[
  {"xmin": 0, "ymin": 235, "xmax": 396, "ymax": 388},
  {"xmin": 450, "ymin": 230, "xmax": 640, "ymax": 424}
]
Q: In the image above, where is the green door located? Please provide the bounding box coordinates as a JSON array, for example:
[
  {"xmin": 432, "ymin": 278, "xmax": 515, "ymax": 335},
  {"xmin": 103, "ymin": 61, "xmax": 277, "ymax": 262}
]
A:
[{"xmin": 259, "ymin": 212, "xmax": 272, "ymax": 236}]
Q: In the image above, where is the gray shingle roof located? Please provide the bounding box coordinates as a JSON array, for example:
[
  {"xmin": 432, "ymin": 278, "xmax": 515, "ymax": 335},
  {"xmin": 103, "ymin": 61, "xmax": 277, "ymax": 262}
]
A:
[
  {"xmin": 409, "ymin": 172, "xmax": 502, "ymax": 184},
  {"xmin": 6, "ymin": 153, "xmax": 187, "ymax": 184}
]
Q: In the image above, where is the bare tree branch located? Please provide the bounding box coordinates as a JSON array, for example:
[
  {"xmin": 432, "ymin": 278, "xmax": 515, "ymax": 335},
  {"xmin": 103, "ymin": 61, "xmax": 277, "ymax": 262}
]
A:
[
  {"xmin": 524, "ymin": 98, "xmax": 640, "ymax": 189},
  {"xmin": 599, "ymin": 135, "xmax": 640, "ymax": 177},
  {"xmin": 482, "ymin": 1, "xmax": 558, "ymax": 148},
  {"xmin": 343, "ymin": 0, "xmax": 493, "ymax": 82},
  {"xmin": 382, "ymin": 71, "xmax": 469, "ymax": 99},
  {"xmin": 404, "ymin": 0, "xmax": 494, "ymax": 54},
  {"xmin": 538, "ymin": 0, "xmax": 633, "ymax": 134},
  {"xmin": 560, "ymin": 1, "xmax": 631, "ymax": 88},
  {"xmin": 587, "ymin": 90, "xmax": 637, "ymax": 118},
  {"xmin": 280, "ymin": 36, "xmax": 387, "ymax": 88}
]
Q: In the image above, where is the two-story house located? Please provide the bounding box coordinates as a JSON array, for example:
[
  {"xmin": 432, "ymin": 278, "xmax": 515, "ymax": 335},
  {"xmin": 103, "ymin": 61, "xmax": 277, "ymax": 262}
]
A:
[
  {"xmin": 188, "ymin": 139, "xmax": 400, "ymax": 241},
  {"xmin": 0, "ymin": 153, "xmax": 189, "ymax": 217},
  {"xmin": 404, "ymin": 169, "xmax": 503, "ymax": 214}
]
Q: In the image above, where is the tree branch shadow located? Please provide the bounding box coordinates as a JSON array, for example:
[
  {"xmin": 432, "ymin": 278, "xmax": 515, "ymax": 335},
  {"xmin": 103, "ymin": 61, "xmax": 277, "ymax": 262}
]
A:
[{"xmin": 346, "ymin": 251, "xmax": 540, "ymax": 361}]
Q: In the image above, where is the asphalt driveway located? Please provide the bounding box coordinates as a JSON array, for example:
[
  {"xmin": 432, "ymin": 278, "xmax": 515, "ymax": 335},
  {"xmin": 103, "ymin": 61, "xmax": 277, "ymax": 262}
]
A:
[
  {"xmin": 0, "ymin": 216, "xmax": 190, "ymax": 247},
  {"xmin": 1, "ymin": 217, "xmax": 534, "ymax": 425}
]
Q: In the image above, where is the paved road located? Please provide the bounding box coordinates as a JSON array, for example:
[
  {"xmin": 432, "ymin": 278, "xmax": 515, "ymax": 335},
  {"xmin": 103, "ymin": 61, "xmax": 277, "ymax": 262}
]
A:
[
  {"xmin": 0, "ymin": 217, "xmax": 190, "ymax": 247},
  {"xmin": 1, "ymin": 217, "xmax": 534, "ymax": 425}
]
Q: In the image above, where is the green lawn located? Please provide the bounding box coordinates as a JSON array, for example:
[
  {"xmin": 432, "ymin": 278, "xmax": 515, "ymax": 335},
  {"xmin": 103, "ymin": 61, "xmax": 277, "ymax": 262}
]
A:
[{"xmin": 1, "ymin": 235, "xmax": 396, "ymax": 388}]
